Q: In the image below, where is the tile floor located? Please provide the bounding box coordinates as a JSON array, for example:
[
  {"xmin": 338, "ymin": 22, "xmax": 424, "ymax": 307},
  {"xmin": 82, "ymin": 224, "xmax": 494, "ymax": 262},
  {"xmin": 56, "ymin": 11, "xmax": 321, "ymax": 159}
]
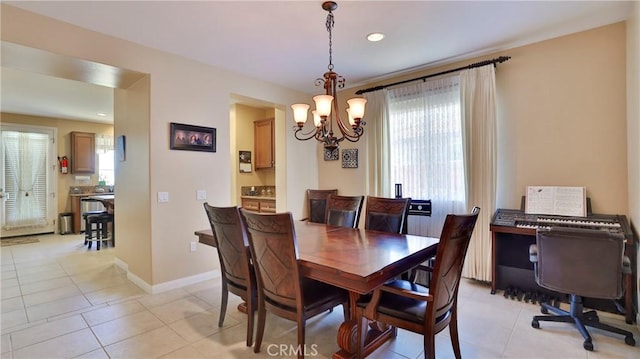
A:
[{"xmin": 1, "ymin": 233, "xmax": 639, "ymax": 359}]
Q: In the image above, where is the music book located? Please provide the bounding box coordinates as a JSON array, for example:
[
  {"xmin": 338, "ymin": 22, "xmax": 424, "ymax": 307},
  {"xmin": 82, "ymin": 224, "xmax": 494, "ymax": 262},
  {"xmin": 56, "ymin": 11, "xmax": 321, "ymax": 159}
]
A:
[{"xmin": 525, "ymin": 186, "xmax": 587, "ymax": 217}]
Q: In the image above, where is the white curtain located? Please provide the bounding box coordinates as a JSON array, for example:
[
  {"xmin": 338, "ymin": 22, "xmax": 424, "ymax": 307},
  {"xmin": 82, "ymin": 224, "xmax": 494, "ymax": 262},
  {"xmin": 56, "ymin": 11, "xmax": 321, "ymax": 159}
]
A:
[
  {"xmin": 95, "ymin": 134, "xmax": 114, "ymax": 153},
  {"xmin": 386, "ymin": 76, "xmax": 466, "ymax": 238},
  {"xmin": 460, "ymin": 65, "xmax": 497, "ymax": 282},
  {"xmin": 364, "ymin": 90, "xmax": 390, "ymax": 197},
  {"xmin": 2, "ymin": 131, "xmax": 48, "ymax": 229}
]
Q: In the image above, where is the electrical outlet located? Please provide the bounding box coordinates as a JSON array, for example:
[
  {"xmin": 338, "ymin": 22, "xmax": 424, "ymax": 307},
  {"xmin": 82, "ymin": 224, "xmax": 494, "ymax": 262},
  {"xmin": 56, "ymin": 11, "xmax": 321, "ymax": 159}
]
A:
[{"xmin": 190, "ymin": 241, "xmax": 197, "ymax": 252}]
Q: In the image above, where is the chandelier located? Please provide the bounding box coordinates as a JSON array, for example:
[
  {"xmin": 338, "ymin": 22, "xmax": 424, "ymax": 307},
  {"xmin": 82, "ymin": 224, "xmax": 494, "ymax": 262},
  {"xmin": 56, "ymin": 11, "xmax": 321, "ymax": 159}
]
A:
[{"xmin": 291, "ymin": 1, "xmax": 367, "ymax": 150}]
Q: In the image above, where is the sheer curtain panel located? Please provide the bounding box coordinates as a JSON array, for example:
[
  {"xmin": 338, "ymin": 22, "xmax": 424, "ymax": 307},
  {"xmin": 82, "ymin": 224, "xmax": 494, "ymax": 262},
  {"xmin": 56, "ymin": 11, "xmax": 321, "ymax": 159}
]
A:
[{"xmin": 386, "ymin": 76, "xmax": 466, "ymax": 238}]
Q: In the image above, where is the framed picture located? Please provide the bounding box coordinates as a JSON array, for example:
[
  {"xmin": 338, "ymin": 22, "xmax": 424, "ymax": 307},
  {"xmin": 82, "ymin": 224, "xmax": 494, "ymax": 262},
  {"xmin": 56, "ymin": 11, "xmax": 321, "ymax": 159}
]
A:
[
  {"xmin": 170, "ymin": 122, "xmax": 216, "ymax": 152},
  {"xmin": 239, "ymin": 150, "xmax": 252, "ymax": 173},
  {"xmin": 342, "ymin": 148, "xmax": 358, "ymax": 168},
  {"xmin": 324, "ymin": 147, "xmax": 339, "ymax": 161},
  {"xmin": 116, "ymin": 135, "xmax": 126, "ymax": 162}
]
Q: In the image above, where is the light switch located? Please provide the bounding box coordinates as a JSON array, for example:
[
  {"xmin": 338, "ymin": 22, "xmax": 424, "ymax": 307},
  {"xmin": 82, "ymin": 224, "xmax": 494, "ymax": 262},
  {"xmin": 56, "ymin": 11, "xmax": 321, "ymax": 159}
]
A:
[
  {"xmin": 196, "ymin": 190, "xmax": 207, "ymax": 200},
  {"xmin": 158, "ymin": 192, "xmax": 169, "ymax": 203}
]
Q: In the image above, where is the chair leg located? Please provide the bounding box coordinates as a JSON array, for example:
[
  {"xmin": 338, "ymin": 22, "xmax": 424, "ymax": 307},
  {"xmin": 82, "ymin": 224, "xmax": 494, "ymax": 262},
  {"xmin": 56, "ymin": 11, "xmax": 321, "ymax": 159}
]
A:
[
  {"xmin": 449, "ymin": 308, "xmax": 461, "ymax": 359},
  {"xmin": 218, "ymin": 282, "xmax": 228, "ymax": 327},
  {"xmin": 245, "ymin": 297, "xmax": 254, "ymax": 347},
  {"xmin": 297, "ymin": 318, "xmax": 305, "ymax": 359},
  {"xmin": 423, "ymin": 329, "xmax": 436, "ymax": 359},
  {"xmin": 254, "ymin": 305, "xmax": 266, "ymax": 353}
]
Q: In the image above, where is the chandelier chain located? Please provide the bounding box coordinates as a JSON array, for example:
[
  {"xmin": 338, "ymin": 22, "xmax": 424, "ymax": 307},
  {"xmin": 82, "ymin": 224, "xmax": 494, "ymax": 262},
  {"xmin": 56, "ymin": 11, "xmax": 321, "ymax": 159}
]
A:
[{"xmin": 326, "ymin": 9, "xmax": 334, "ymax": 71}]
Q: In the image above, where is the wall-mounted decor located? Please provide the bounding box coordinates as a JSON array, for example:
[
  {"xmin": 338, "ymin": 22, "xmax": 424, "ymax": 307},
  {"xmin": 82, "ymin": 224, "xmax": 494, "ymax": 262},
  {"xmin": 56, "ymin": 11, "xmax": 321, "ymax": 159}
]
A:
[
  {"xmin": 239, "ymin": 151, "xmax": 252, "ymax": 173},
  {"xmin": 342, "ymin": 148, "xmax": 358, "ymax": 168},
  {"xmin": 324, "ymin": 147, "xmax": 339, "ymax": 161},
  {"xmin": 116, "ymin": 135, "xmax": 126, "ymax": 162},
  {"xmin": 170, "ymin": 122, "xmax": 216, "ymax": 152}
]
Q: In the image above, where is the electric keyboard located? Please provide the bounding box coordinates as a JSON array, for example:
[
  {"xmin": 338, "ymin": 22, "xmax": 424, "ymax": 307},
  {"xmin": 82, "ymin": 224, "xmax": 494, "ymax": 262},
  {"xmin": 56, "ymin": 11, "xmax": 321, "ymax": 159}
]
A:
[{"xmin": 491, "ymin": 208, "xmax": 630, "ymax": 237}]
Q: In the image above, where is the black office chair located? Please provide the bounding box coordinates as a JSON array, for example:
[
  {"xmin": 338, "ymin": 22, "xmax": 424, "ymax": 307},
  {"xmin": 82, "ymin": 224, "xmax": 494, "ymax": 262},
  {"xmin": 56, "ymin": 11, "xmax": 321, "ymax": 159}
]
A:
[{"xmin": 529, "ymin": 227, "xmax": 636, "ymax": 351}]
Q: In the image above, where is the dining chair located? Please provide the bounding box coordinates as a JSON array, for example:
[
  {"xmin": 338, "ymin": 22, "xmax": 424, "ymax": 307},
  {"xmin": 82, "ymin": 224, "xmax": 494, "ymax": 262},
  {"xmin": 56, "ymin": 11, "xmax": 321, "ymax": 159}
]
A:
[
  {"xmin": 203, "ymin": 203, "xmax": 257, "ymax": 347},
  {"xmin": 364, "ymin": 196, "xmax": 411, "ymax": 234},
  {"xmin": 325, "ymin": 194, "xmax": 365, "ymax": 228},
  {"xmin": 305, "ymin": 189, "xmax": 338, "ymax": 223},
  {"xmin": 356, "ymin": 207, "xmax": 480, "ymax": 359},
  {"xmin": 239, "ymin": 209, "xmax": 350, "ymax": 358}
]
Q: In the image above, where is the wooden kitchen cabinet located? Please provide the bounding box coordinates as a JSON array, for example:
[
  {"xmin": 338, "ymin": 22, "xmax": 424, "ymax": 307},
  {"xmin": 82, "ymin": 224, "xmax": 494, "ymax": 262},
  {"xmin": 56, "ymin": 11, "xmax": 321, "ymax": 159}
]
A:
[
  {"xmin": 71, "ymin": 131, "xmax": 95, "ymax": 174},
  {"xmin": 241, "ymin": 198, "xmax": 276, "ymax": 213},
  {"xmin": 254, "ymin": 118, "xmax": 274, "ymax": 169}
]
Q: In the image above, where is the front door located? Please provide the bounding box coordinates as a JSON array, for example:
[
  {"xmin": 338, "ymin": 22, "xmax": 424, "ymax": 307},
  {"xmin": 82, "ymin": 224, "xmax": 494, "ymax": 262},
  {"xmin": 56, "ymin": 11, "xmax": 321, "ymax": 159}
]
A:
[{"xmin": 1, "ymin": 123, "xmax": 57, "ymax": 238}]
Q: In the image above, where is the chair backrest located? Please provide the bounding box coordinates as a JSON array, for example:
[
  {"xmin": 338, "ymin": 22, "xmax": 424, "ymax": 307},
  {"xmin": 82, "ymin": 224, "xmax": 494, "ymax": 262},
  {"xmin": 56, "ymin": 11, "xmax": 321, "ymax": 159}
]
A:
[
  {"xmin": 240, "ymin": 209, "xmax": 302, "ymax": 310},
  {"xmin": 307, "ymin": 189, "xmax": 338, "ymax": 223},
  {"xmin": 535, "ymin": 227, "xmax": 625, "ymax": 299},
  {"xmin": 364, "ymin": 196, "xmax": 411, "ymax": 234},
  {"xmin": 428, "ymin": 206, "xmax": 480, "ymax": 322},
  {"xmin": 203, "ymin": 203, "xmax": 252, "ymax": 289},
  {"xmin": 325, "ymin": 194, "xmax": 365, "ymax": 228}
]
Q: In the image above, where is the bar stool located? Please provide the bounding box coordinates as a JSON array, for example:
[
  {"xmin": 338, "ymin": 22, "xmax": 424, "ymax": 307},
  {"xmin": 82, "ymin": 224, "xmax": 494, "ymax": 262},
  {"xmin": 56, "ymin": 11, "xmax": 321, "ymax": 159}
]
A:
[
  {"xmin": 86, "ymin": 212, "xmax": 114, "ymax": 250},
  {"xmin": 83, "ymin": 210, "xmax": 106, "ymax": 245}
]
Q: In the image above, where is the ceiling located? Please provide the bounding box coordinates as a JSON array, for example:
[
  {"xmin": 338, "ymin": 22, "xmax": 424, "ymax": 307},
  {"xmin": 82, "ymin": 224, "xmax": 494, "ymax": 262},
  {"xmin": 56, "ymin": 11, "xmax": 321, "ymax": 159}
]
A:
[{"xmin": 1, "ymin": 1, "xmax": 634, "ymax": 124}]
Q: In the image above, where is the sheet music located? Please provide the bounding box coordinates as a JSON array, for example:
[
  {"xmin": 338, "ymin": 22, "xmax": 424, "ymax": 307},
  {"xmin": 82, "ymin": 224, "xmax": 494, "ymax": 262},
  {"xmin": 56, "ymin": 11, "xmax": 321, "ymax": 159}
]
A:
[{"xmin": 525, "ymin": 186, "xmax": 586, "ymax": 217}]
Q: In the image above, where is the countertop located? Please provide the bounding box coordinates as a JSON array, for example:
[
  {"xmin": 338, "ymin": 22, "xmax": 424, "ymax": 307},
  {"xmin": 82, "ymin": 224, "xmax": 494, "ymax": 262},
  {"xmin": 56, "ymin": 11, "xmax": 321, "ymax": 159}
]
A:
[
  {"xmin": 241, "ymin": 195, "xmax": 276, "ymax": 200},
  {"xmin": 69, "ymin": 192, "xmax": 114, "ymax": 197}
]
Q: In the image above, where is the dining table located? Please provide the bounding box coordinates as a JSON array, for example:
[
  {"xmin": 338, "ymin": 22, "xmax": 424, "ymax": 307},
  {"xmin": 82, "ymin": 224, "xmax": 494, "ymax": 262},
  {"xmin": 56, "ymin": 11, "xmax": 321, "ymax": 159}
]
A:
[{"xmin": 194, "ymin": 220, "xmax": 439, "ymax": 358}]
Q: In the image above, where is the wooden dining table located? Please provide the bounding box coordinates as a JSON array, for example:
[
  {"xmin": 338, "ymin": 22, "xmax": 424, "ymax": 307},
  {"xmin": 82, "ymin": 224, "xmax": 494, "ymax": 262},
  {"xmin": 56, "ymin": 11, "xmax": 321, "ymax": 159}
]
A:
[{"xmin": 195, "ymin": 220, "xmax": 439, "ymax": 358}]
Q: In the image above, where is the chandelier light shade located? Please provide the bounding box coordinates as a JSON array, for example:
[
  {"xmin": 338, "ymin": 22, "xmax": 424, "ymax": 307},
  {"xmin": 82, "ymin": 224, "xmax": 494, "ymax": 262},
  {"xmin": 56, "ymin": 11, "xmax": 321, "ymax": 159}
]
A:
[{"xmin": 291, "ymin": 1, "xmax": 367, "ymax": 150}]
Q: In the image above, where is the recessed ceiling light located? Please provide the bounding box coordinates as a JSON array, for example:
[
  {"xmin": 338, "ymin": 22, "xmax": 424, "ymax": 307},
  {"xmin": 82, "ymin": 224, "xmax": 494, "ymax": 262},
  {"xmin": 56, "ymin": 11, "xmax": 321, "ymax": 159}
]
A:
[
  {"xmin": 97, "ymin": 112, "xmax": 107, "ymax": 117},
  {"xmin": 367, "ymin": 32, "xmax": 385, "ymax": 42}
]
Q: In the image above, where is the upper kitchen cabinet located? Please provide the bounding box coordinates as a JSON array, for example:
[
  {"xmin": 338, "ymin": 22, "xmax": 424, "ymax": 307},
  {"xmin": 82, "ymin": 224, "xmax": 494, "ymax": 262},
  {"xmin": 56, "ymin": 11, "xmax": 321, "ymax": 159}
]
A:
[
  {"xmin": 254, "ymin": 118, "xmax": 274, "ymax": 169},
  {"xmin": 71, "ymin": 131, "xmax": 95, "ymax": 173}
]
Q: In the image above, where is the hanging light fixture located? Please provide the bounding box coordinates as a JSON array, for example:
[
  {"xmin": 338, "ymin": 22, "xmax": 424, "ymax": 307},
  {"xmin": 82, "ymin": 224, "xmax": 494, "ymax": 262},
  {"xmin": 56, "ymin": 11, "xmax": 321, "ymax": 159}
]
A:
[{"xmin": 291, "ymin": 1, "xmax": 367, "ymax": 150}]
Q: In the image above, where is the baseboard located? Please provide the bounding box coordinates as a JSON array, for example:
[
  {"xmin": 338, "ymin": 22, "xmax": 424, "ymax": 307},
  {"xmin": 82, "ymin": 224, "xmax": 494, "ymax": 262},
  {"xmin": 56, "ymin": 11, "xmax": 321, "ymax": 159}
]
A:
[{"xmin": 114, "ymin": 257, "xmax": 220, "ymax": 294}]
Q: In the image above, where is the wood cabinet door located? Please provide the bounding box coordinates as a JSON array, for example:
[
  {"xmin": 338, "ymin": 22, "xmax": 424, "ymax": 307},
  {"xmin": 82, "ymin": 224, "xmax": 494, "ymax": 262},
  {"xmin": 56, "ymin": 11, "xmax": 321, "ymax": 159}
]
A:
[
  {"xmin": 254, "ymin": 119, "xmax": 274, "ymax": 169},
  {"xmin": 71, "ymin": 131, "xmax": 95, "ymax": 173}
]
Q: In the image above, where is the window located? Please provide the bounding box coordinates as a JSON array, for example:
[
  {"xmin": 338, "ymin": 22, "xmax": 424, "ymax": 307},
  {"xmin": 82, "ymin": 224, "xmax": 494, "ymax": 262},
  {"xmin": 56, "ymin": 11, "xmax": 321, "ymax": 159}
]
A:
[
  {"xmin": 387, "ymin": 76, "xmax": 465, "ymax": 236},
  {"xmin": 97, "ymin": 150, "xmax": 115, "ymax": 185},
  {"xmin": 96, "ymin": 134, "xmax": 114, "ymax": 185}
]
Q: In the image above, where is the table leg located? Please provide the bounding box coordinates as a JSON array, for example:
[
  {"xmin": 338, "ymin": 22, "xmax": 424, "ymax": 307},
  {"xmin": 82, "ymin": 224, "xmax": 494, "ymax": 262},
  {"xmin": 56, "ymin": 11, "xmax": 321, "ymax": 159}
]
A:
[{"xmin": 333, "ymin": 292, "xmax": 396, "ymax": 358}]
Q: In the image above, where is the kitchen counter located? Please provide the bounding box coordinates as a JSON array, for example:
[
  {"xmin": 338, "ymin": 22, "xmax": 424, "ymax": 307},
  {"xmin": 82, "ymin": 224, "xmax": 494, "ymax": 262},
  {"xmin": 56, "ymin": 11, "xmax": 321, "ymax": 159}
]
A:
[{"xmin": 69, "ymin": 192, "xmax": 114, "ymax": 197}]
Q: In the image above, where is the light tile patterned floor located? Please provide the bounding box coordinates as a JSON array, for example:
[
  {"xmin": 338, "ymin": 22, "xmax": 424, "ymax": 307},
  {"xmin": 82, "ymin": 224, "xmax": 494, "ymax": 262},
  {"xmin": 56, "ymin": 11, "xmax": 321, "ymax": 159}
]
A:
[{"xmin": 1, "ymin": 233, "xmax": 639, "ymax": 358}]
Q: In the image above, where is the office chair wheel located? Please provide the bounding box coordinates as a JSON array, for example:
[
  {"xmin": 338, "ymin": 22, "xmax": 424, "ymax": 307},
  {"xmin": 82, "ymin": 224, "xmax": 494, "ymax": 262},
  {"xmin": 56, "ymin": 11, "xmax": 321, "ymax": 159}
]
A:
[
  {"xmin": 540, "ymin": 307, "xmax": 549, "ymax": 314},
  {"xmin": 625, "ymin": 335, "xmax": 635, "ymax": 346},
  {"xmin": 531, "ymin": 319, "xmax": 540, "ymax": 329},
  {"xmin": 583, "ymin": 340, "xmax": 593, "ymax": 351}
]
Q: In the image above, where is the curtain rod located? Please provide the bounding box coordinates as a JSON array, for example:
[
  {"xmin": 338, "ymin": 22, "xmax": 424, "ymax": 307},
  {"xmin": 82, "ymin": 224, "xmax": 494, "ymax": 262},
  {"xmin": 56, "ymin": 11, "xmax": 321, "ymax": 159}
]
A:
[{"xmin": 355, "ymin": 55, "xmax": 511, "ymax": 95}]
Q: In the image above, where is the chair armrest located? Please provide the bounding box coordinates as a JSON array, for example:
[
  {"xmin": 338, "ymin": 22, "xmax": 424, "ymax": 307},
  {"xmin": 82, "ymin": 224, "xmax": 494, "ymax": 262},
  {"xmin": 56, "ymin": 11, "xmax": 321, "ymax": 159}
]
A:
[
  {"xmin": 378, "ymin": 283, "xmax": 433, "ymax": 302},
  {"xmin": 529, "ymin": 244, "xmax": 538, "ymax": 263}
]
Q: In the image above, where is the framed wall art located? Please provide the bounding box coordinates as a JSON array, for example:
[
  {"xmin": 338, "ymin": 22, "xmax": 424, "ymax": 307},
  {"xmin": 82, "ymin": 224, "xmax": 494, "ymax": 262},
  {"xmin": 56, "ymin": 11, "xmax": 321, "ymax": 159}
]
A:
[
  {"xmin": 324, "ymin": 147, "xmax": 339, "ymax": 161},
  {"xmin": 239, "ymin": 151, "xmax": 252, "ymax": 173},
  {"xmin": 342, "ymin": 148, "xmax": 358, "ymax": 168},
  {"xmin": 170, "ymin": 122, "xmax": 216, "ymax": 152}
]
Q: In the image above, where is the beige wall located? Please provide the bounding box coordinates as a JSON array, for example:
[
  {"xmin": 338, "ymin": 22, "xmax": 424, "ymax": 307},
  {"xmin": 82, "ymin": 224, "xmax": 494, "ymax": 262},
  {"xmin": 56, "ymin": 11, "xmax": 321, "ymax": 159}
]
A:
[
  {"xmin": 1, "ymin": 4, "xmax": 317, "ymax": 290},
  {"xmin": 0, "ymin": 112, "xmax": 114, "ymax": 216},
  {"xmin": 331, "ymin": 22, "xmax": 630, "ymax": 215}
]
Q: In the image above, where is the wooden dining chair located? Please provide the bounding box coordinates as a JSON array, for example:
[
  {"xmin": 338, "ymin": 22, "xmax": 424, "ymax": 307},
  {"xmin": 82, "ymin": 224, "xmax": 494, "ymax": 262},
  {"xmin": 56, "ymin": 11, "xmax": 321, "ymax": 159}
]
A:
[
  {"xmin": 356, "ymin": 207, "xmax": 480, "ymax": 359},
  {"xmin": 305, "ymin": 189, "xmax": 338, "ymax": 223},
  {"xmin": 203, "ymin": 203, "xmax": 257, "ymax": 347},
  {"xmin": 364, "ymin": 196, "xmax": 411, "ymax": 234},
  {"xmin": 325, "ymin": 194, "xmax": 365, "ymax": 228},
  {"xmin": 239, "ymin": 209, "xmax": 350, "ymax": 358}
]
